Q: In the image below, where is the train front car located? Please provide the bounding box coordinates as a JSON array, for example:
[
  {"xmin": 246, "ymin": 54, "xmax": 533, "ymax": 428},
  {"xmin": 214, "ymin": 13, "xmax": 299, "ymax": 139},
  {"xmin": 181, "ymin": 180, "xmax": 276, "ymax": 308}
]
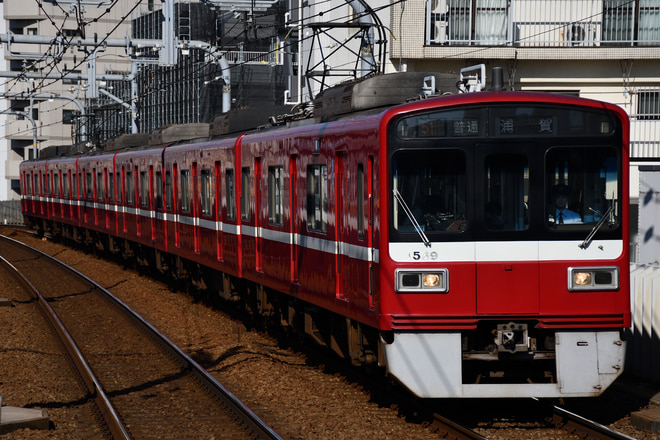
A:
[{"xmin": 378, "ymin": 92, "xmax": 630, "ymax": 398}]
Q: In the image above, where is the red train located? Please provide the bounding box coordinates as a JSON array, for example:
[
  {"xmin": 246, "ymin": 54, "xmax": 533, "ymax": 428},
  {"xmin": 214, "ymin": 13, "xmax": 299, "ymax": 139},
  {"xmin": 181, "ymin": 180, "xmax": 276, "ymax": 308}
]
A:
[{"xmin": 20, "ymin": 72, "xmax": 631, "ymax": 398}]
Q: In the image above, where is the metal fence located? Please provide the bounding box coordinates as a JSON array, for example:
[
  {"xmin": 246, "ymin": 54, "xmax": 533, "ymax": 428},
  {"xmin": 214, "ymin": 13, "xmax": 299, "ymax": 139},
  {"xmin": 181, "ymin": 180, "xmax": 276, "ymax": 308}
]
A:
[
  {"xmin": 0, "ymin": 200, "xmax": 24, "ymax": 226},
  {"xmin": 626, "ymin": 264, "xmax": 660, "ymax": 382}
]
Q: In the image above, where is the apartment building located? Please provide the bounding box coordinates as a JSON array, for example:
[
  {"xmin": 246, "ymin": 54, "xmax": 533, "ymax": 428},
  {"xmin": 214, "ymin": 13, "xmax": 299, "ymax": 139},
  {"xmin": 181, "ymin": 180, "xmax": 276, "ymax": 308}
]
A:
[
  {"xmin": 2, "ymin": 0, "xmax": 138, "ymax": 200},
  {"xmin": 391, "ymin": 0, "xmax": 659, "ymax": 158},
  {"xmin": 390, "ymin": 0, "xmax": 659, "ymax": 259}
]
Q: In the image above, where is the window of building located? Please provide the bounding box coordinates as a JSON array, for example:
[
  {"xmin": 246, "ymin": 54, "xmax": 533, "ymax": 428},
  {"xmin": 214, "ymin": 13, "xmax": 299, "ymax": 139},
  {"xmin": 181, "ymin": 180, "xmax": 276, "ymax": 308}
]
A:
[
  {"xmin": 636, "ymin": 90, "xmax": 660, "ymax": 120},
  {"xmin": 307, "ymin": 164, "xmax": 328, "ymax": 232},
  {"xmin": 63, "ymin": 109, "xmax": 77, "ymax": 124},
  {"xmin": 268, "ymin": 166, "xmax": 284, "ymax": 225}
]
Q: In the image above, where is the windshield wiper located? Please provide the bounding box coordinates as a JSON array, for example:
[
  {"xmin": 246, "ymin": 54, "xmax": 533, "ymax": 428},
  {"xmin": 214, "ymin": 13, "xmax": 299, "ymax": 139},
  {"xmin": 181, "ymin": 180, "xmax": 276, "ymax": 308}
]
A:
[
  {"xmin": 579, "ymin": 202, "xmax": 615, "ymax": 249},
  {"xmin": 393, "ymin": 189, "xmax": 431, "ymax": 248}
]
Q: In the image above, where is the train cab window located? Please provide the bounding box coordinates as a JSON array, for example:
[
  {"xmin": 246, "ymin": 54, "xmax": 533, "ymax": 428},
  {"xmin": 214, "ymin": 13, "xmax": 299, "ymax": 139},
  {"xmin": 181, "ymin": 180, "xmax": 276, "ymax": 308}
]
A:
[
  {"xmin": 86, "ymin": 171, "xmax": 93, "ymax": 201},
  {"xmin": 226, "ymin": 169, "xmax": 236, "ymax": 220},
  {"xmin": 201, "ymin": 169, "xmax": 212, "ymax": 216},
  {"xmin": 165, "ymin": 170, "xmax": 172, "ymax": 211},
  {"xmin": 140, "ymin": 171, "xmax": 149, "ymax": 208},
  {"xmin": 545, "ymin": 146, "xmax": 620, "ymax": 230},
  {"xmin": 155, "ymin": 171, "xmax": 163, "ymax": 210},
  {"xmin": 392, "ymin": 149, "xmax": 467, "ymax": 234},
  {"xmin": 484, "ymin": 154, "xmax": 529, "ymax": 231},
  {"xmin": 307, "ymin": 164, "xmax": 328, "ymax": 232},
  {"xmin": 241, "ymin": 167, "xmax": 251, "ymax": 221},
  {"xmin": 181, "ymin": 170, "xmax": 191, "ymax": 213},
  {"xmin": 126, "ymin": 170, "xmax": 134, "ymax": 206},
  {"xmin": 268, "ymin": 166, "xmax": 284, "ymax": 226}
]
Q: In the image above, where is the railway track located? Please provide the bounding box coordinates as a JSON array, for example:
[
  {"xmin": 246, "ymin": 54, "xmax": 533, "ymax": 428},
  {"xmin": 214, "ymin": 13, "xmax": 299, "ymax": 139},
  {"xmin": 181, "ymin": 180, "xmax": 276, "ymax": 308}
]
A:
[
  {"xmin": 0, "ymin": 234, "xmax": 283, "ymax": 440},
  {"xmin": 552, "ymin": 405, "xmax": 639, "ymax": 440}
]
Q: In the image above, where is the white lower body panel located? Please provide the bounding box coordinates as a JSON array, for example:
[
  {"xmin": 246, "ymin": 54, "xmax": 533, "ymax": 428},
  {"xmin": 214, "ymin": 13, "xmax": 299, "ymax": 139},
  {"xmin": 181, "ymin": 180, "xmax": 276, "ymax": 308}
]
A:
[{"xmin": 381, "ymin": 331, "xmax": 625, "ymax": 398}]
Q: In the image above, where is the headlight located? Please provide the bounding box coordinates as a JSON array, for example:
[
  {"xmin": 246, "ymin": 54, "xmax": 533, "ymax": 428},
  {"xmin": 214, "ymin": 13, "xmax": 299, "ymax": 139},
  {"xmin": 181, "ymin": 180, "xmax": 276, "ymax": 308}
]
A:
[
  {"xmin": 395, "ymin": 269, "xmax": 448, "ymax": 293},
  {"xmin": 568, "ymin": 267, "xmax": 619, "ymax": 291}
]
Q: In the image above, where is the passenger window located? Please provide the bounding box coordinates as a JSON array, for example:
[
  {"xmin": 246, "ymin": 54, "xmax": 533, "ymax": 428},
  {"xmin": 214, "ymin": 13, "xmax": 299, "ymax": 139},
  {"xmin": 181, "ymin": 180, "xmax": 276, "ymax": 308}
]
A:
[
  {"xmin": 226, "ymin": 169, "xmax": 236, "ymax": 220},
  {"xmin": 155, "ymin": 171, "xmax": 163, "ymax": 210},
  {"xmin": 268, "ymin": 166, "xmax": 284, "ymax": 225},
  {"xmin": 181, "ymin": 170, "xmax": 191, "ymax": 213},
  {"xmin": 201, "ymin": 169, "xmax": 213, "ymax": 216},
  {"xmin": 241, "ymin": 167, "xmax": 251, "ymax": 221},
  {"xmin": 307, "ymin": 164, "xmax": 327, "ymax": 232}
]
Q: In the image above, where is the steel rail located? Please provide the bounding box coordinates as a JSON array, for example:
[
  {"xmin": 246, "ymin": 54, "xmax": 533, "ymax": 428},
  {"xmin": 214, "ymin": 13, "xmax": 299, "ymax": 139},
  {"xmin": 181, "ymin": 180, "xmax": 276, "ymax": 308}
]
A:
[
  {"xmin": 0, "ymin": 251, "xmax": 130, "ymax": 440},
  {"xmin": 0, "ymin": 234, "xmax": 283, "ymax": 440},
  {"xmin": 553, "ymin": 406, "xmax": 638, "ymax": 440}
]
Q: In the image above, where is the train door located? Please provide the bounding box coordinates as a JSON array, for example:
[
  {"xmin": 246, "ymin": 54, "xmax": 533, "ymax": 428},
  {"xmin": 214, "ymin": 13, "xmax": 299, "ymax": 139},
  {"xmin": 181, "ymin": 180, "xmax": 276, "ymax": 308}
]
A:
[
  {"xmin": 335, "ymin": 151, "xmax": 347, "ymax": 300},
  {"xmin": 193, "ymin": 162, "xmax": 200, "ymax": 254},
  {"xmin": 475, "ymin": 146, "xmax": 539, "ymax": 314},
  {"xmin": 150, "ymin": 165, "xmax": 156, "ymax": 241},
  {"xmin": 215, "ymin": 161, "xmax": 223, "ymax": 261},
  {"xmin": 289, "ymin": 155, "xmax": 299, "ymax": 283},
  {"xmin": 363, "ymin": 156, "xmax": 376, "ymax": 309},
  {"xmin": 173, "ymin": 164, "xmax": 180, "ymax": 248},
  {"xmin": 254, "ymin": 157, "xmax": 263, "ymax": 271}
]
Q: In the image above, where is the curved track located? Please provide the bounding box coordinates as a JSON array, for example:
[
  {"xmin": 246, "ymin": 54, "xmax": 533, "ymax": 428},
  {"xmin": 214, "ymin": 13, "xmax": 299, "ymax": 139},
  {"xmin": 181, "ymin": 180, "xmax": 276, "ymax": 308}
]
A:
[{"xmin": 0, "ymin": 234, "xmax": 283, "ymax": 440}]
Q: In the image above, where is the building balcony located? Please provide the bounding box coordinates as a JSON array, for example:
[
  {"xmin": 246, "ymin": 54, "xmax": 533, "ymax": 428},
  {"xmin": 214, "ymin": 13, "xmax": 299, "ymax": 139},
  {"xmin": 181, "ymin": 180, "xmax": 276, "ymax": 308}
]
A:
[{"xmin": 392, "ymin": 0, "xmax": 660, "ymax": 60}]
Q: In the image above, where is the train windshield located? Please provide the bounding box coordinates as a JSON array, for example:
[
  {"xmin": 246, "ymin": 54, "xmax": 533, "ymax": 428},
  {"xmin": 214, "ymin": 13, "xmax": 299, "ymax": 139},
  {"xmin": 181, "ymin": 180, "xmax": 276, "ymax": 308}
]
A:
[{"xmin": 389, "ymin": 103, "xmax": 622, "ymax": 243}]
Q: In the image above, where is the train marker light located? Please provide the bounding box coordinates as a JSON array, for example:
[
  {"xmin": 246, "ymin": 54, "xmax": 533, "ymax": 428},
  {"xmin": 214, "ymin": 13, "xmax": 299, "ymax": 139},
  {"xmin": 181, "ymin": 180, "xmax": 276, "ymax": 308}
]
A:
[
  {"xmin": 395, "ymin": 269, "xmax": 448, "ymax": 293},
  {"xmin": 568, "ymin": 267, "xmax": 619, "ymax": 291}
]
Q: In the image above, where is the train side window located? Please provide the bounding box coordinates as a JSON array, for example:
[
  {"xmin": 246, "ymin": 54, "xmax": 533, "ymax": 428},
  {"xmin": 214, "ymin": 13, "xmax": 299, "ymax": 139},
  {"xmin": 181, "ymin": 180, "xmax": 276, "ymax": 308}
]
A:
[
  {"xmin": 307, "ymin": 164, "xmax": 328, "ymax": 232},
  {"xmin": 201, "ymin": 169, "xmax": 212, "ymax": 216},
  {"xmin": 116, "ymin": 172, "xmax": 122, "ymax": 204},
  {"xmin": 155, "ymin": 170, "xmax": 163, "ymax": 210},
  {"xmin": 181, "ymin": 169, "xmax": 191, "ymax": 213},
  {"xmin": 268, "ymin": 166, "xmax": 284, "ymax": 226},
  {"xmin": 226, "ymin": 169, "xmax": 236, "ymax": 220},
  {"xmin": 64, "ymin": 172, "xmax": 70, "ymax": 199},
  {"xmin": 86, "ymin": 171, "xmax": 93, "ymax": 201},
  {"xmin": 54, "ymin": 172, "xmax": 60, "ymax": 197},
  {"xmin": 126, "ymin": 170, "xmax": 134, "ymax": 206},
  {"xmin": 97, "ymin": 171, "xmax": 105, "ymax": 202},
  {"xmin": 109, "ymin": 172, "xmax": 115, "ymax": 203},
  {"xmin": 241, "ymin": 167, "xmax": 251, "ymax": 221},
  {"xmin": 140, "ymin": 171, "xmax": 149, "ymax": 208},
  {"xmin": 165, "ymin": 170, "xmax": 172, "ymax": 211}
]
